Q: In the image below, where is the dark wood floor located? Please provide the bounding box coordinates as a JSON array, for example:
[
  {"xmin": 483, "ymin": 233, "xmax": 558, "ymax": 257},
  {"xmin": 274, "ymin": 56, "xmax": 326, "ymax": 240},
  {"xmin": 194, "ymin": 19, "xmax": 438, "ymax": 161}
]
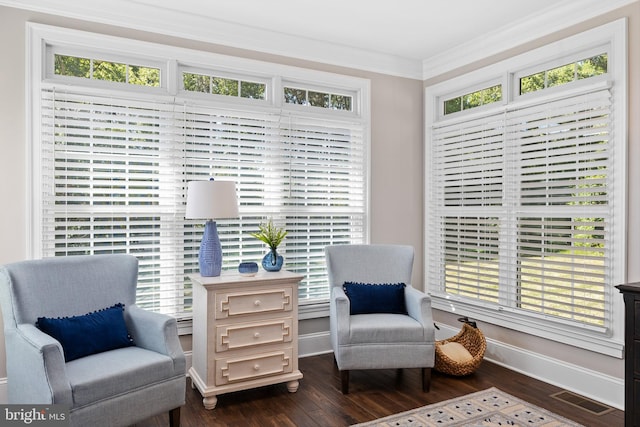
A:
[{"xmin": 138, "ymin": 352, "xmax": 624, "ymax": 427}]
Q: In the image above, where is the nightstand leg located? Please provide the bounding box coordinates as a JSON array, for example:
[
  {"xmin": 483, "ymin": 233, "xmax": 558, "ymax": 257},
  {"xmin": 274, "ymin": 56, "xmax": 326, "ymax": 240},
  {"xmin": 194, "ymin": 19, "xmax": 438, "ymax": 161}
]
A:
[
  {"xmin": 286, "ymin": 380, "xmax": 299, "ymax": 392},
  {"xmin": 203, "ymin": 395, "xmax": 218, "ymax": 410}
]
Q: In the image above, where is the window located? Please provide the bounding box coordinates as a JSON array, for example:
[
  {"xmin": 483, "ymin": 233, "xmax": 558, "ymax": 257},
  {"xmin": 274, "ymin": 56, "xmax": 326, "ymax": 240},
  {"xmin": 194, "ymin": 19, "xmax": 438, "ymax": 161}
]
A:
[
  {"xmin": 31, "ymin": 24, "xmax": 369, "ymax": 322},
  {"xmin": 425, "ymin": 20, "xmax": 626, "ymax": 356},
  {"xmin": 182, "ymin": 71, "xmax": 266, "ymax": 99},
  {"xmin": 443, "ymin": 84, "xmax": 502, "ymax": 115},
  {"xmin": 54, "ymin": 54, "xmax": 161, "ymax": 87},
  {"xmin": 283, "ymin": 85, "xmax": 354, "ymax": 111},
  {"xmin": 520, "ymin": 53, "xmax": 608, "ymax": 95}
]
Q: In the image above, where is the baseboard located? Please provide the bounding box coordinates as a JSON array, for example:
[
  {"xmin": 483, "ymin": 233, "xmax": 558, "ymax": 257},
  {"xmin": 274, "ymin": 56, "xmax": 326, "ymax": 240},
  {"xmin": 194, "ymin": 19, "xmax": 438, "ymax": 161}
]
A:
[
  {"xmin": 0, "ymin": 328, "xmax": 624, "ymax": 410},
  {"xmin": 0, "ymin": 377, "xmax": 5, "ymax": 404},
  {"xmin": 299, "ymin": 331, "xmax": 332, "ymax": 358},
  {"xmin": 185, "ymin": 350, "xmax": 192, "ymax": 377},
  {"xmin": 434, "ymin": 324, "xmax": 624, "ymax": 410},
  {"xmin": 296, "ymin": 327, "xmax": 624, "ymax": 410}
]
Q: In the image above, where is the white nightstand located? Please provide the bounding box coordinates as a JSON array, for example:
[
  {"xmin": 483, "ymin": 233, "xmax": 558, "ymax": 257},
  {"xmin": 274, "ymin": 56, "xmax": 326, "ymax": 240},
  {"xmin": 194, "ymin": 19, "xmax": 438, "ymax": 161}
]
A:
[{"xmin": 188, "ymin": 270, "xmax": 304, "ymax": 409}]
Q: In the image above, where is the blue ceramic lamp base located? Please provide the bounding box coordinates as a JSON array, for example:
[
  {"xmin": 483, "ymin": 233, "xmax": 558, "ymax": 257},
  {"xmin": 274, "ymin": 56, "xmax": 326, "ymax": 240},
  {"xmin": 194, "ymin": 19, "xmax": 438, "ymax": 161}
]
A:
[{"xmin": 199, "ymin": 220, "xmax": 222, "ymax": 277}]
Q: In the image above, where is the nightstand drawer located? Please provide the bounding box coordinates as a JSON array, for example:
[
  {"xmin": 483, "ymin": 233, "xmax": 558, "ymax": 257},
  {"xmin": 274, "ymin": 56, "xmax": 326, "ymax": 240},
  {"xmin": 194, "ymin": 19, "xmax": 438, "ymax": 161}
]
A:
[
  {"xmin": 216, "ymin": 318, "xmax": 293, "ymax": 352},
  {"xmin": 216, "ymin": 287, "xmax": 293, "ymax": 319},
  {"xmin": 216, "ymin": 349, "xmax": 293, "ymax": 385}
]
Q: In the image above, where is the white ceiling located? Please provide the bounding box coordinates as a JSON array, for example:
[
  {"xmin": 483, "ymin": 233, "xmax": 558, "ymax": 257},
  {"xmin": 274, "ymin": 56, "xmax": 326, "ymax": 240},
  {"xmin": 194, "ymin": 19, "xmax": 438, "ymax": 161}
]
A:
[
  {"xmin": 1, "ymin": 0, "xmax": 636, "ymax": 78},
  {"xmin": 134, "ymin": 0, "xmax": 567, "ymax": 61}
]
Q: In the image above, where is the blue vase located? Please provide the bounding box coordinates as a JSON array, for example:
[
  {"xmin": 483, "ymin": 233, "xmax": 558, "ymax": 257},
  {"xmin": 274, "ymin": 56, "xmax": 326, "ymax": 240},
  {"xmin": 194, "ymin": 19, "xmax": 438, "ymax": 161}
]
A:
[
  {"xmin": 238, "ymin": 261, "xmax": 259, "ymax": 276},
  {"xmin": 199, "ymin": 220, "xmax": 222, "ymax": 277},
  {"xmin": 262, "ymin": 249, "xmax": 283, "ymax": 272}
]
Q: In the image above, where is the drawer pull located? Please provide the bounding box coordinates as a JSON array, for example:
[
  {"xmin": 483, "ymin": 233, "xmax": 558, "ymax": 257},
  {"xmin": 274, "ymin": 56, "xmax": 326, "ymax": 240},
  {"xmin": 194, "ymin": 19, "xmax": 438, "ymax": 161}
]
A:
[
  {"xmin": 254, "ymin": 300, "xmax": 261, "ymax": 306},
  {"xmin": 254, "ymin": 364, "xmax": 260, "ymax": 371},
  {"xmin": 254, "ymin": 332, "xmax": 260, "ymax": 339}
]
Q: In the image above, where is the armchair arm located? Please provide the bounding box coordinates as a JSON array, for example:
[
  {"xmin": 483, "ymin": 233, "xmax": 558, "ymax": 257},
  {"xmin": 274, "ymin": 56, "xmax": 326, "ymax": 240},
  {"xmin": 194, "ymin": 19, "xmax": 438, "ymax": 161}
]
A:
[
  {"xmin": 125, "ymin": 305, "xmax": 186, "ymax": 374},
  {"xmin": 8, "ymin": 324, "xmax": 72, "ymax": 405},
  {"xmin": 329, "ymin": 286, "xmax": 351, "ymax": 345},
  {"xmin": 404, "ymin": 286, "xmax": 435, "ymax": 341}
]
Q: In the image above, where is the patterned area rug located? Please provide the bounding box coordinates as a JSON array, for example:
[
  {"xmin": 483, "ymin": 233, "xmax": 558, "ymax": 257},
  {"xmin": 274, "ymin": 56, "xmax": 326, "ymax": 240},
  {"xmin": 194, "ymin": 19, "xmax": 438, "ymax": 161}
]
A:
[{"xmin": 351, "ymin": 387, "xmax": 584, "ymax": 427}]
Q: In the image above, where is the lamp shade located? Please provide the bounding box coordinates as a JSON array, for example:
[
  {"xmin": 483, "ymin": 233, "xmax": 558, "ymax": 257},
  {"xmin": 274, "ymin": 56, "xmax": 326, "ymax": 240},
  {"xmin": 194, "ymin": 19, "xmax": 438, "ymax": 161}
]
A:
[{"xmin": 185, "ymin": 180, "xmax": 239, "ymax": 220}]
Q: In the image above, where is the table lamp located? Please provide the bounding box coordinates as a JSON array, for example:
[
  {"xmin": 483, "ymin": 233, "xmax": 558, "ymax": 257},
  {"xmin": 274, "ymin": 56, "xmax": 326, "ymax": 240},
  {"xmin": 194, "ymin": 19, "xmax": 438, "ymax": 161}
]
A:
[{"xmin": 185, "ymin": 179, "xmax": 239, "ymax": 277}]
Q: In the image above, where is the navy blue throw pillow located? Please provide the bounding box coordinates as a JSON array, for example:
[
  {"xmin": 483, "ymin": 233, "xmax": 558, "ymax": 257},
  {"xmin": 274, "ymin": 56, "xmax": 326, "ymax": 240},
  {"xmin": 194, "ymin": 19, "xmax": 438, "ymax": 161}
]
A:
[
  {"xmin": 37, "ymin": 303, "xmax": 134, "ymax": 362},
  {"xmin": 343, "ymin": 282, "xmax": 407, "ymax": 315}
]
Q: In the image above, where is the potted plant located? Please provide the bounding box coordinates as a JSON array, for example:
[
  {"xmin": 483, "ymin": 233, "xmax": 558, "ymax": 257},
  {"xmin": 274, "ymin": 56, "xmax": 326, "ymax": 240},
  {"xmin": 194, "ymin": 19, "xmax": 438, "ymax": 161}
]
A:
[{"xmin": 250, "ymin": 218, "xmax": 288, "ymax": 271}]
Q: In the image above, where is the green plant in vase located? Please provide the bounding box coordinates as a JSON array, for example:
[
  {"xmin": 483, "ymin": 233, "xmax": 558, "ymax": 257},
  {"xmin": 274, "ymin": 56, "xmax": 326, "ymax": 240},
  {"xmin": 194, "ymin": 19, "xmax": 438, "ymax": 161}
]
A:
[{"xmin": 250, "ymin": 219, "xmax": 287, "ymax": 272}]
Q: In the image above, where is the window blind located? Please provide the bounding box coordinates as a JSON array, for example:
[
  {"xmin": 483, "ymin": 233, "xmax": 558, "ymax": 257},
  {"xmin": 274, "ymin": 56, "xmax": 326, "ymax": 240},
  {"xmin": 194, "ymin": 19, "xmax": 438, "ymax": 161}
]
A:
[
  {"xmin": 41, "ymin": 89, "xmax": 188, "ymax": 316},
  {"xmin": 428, "ymin": 86, "xmax": 613, "ymax": 331},
  {"xmin": 180, "ymin": 104, "xmax": 367, "ymax": 302},
  {"xmin": 39, "ymin": 87, "xmax": 367, "ymax": 318}
]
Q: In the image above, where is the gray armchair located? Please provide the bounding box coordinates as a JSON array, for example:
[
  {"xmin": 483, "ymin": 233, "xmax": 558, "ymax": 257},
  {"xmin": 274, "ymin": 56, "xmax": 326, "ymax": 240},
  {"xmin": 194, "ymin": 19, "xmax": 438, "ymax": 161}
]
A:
[
  {"xmin": 326, "ymin": 244, "xmax": 435, "ymax": 394},
  {"xmin": 0, "ymin": 254, "xmax": 186, "ymax": 427}
]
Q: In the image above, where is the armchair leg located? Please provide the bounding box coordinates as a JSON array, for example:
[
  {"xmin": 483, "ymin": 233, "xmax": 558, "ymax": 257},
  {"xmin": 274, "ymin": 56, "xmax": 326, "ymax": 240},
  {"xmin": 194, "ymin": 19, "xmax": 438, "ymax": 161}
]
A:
[
  {"xmin": 340, "ymin": 370, "xmax": 350, "ymax": 394},
  {"xmin": 169, "ymin": 407, "xmax": 181, "ymax": 427},
  {"xmin": 422, "ymin": 367, "xmax": 432, "ymax": 392}
]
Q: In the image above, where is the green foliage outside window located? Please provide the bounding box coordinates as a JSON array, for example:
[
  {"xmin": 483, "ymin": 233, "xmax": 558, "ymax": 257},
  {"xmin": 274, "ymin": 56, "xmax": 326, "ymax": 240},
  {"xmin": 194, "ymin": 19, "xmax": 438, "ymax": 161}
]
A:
[
  {"xmin": 284, "ymin": 87, "xmax": 307, "ymax": 105},
  {"xmin": 331, "ymin": 94, "xmax": 352, "ymax": 111},
  {"xmin": 284, "ymin": 87, "xmax": 353, "ymax": 111},
  {"xmin": 128, "ymin": 66, "xmax": 160, "ymax": 87},
  {"xmin": 240, "ymin": 81, "xmax": 266, "ymax": 99},
  {"xmin": 54, "ymin": 54, "xmax": 160, "ymax": 87},
  {"xmin": 183, "ymin": 73, "xmax": 209, "ymax": 93},
  {"xmin": 520, "ymin": 54, "xmax": 607, "ymax": 94},
  {"xmin": 55, "ymin": 55, "xmax": 90, "ymax": 78},
  {"xmin": 309, "ymin": 91, "xmax": 329, "ymax": 108},
  {"xmin": 444, "ymin": 84, "xmax": 502, "ymax": 115},
  {"xmin": 183, "ymin": 72, "xmax": 265, "ymax": 100},
  {"xmin": 212, "ymin": 77, "xmax": 238, "ymax": 96}
]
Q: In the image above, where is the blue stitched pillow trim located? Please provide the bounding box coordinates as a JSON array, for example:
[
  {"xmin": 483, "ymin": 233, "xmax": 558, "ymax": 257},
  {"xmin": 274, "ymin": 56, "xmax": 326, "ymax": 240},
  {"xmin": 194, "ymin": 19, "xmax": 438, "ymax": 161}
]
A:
[
  {"xmin": 36, "ymin": 303, "xmax": 134, "ymax": 362},
  {"xmin": 343, "ymin": 282, "xmax": 407, "ymax": 315}
]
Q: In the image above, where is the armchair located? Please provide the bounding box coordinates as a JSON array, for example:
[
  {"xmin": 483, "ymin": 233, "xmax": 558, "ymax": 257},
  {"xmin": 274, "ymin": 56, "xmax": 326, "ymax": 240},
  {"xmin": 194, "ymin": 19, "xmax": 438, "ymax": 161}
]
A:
[
  {"xmin": 326, "ymin": 244, "xmax": 435, "ymax": 394},
  {"xmin": 0, "ymin": 254, "xmax": 186, "ymax": 427}
]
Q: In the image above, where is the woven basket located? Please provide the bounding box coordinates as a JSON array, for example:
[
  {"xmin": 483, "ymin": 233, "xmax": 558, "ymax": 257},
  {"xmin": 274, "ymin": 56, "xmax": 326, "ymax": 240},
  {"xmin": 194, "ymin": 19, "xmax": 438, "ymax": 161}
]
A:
[{"xmin": 434, "ymin": 322, "xmax": 486, "ymax": 376}]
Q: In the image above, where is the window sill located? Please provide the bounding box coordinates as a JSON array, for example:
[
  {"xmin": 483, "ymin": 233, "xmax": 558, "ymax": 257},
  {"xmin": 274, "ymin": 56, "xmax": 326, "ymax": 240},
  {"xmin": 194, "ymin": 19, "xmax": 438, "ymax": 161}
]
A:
[{"xmin": 299, "ymin": 301, "xmax": 329, "ymax": 320}]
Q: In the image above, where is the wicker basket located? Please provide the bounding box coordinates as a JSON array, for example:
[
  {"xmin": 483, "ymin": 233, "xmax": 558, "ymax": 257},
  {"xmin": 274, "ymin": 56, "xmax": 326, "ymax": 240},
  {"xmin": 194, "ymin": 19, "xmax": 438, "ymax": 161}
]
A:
[{"xmin": 434, "ymin": 322, "xmax": 486, "ymax": 376}]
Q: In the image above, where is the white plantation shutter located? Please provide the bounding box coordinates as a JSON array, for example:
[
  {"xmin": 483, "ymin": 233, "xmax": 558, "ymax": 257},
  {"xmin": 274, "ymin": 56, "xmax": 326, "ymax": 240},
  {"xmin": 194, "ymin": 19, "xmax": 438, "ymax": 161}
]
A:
[
  {"xmin": 39, "ymin": 86, "xmax": 367, "ymax": 318},
  {"xmin": 428, "ymin": 84, "xmax": 613, "ymax": 331}
]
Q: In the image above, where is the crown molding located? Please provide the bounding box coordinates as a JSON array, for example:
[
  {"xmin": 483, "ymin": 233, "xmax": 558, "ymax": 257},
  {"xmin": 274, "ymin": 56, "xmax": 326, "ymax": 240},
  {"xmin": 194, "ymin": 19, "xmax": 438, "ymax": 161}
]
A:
[{"xmin": 422, "ymin": 0, "xmax": 638, "ymax": 80}]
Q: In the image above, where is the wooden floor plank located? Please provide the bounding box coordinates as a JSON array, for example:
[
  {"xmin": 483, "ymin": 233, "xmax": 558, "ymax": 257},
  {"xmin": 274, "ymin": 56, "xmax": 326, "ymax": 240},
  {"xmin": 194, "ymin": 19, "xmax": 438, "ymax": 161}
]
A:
[{"xmin": 135, "ymin": 352, "xmax": 624, "ymax": 427}]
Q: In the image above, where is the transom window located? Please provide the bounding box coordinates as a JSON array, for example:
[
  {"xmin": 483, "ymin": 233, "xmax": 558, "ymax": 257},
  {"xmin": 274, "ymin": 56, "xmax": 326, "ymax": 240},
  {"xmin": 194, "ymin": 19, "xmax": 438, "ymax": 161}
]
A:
[
  {"xmin": 182, "ymin": 71, "xmax": 266, "ymax": 99},
  {"xmin": 520, "ymin": 53, "xmax": 608, "ymax": 95},
  {"xmin": 284, "ymin": 86, "xmax": 353, "ymax": 111},
  {"xmin": 54, "ymin": 54, "xmax": 161, "ymax": 87},
  {"xmin": 443, "ymin": 84, "xmax": 502, "ymax": 115}
]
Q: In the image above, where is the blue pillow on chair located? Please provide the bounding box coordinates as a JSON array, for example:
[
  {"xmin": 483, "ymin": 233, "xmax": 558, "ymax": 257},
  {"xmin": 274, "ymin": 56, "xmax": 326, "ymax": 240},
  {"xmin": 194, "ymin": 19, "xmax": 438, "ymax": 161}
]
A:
[
  {"xmin": 343, "ymin": 282, "xmax": 407, "ymax": 315},
  {"xmin": 37, "ymin": 303, "xmax": 134, "ymax": 362}
]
